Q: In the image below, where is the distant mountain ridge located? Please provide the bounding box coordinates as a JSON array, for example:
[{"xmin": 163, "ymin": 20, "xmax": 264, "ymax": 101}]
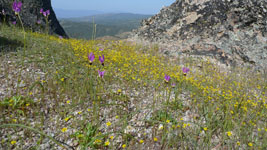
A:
[
  {"xmin": 60, "ymin": 13, "xmax": 151, "ymax": 40},
  {"xmin": 68, "ymin": 13, "xmax": 152, "ymax": 24},
  {"xmin": 54, "ymin": 8, "xmax": 104, "ymax": 18}
]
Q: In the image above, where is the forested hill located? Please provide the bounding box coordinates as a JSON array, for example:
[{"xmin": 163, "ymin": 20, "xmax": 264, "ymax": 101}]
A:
[{"xmin": 59, "ymin": 13, "xmax": 151, "ymax": 40}]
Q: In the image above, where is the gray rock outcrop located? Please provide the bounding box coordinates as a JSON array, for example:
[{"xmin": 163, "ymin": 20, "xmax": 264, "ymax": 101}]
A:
[
  {"xmin": 133, "ymin": 0, "xmax": 267, "ymax": 69},
  {"xmin": 0, "ymin": 0, "xmax": 68, "ymax": 37}
]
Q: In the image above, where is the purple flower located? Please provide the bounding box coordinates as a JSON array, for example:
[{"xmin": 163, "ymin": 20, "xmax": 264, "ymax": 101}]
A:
[
  {"xmin": 40, "ymin": 9, "xmax": 50, "ymax": 17},
  {"xmin": 12, "ymin": 21, "xmax": 16, "ymax": 25},
  {"xmin": 182, "ymin": 67, "xmax": 190, "ymax": 75},
  {"xmin": 12, "ymin": 1, "xmax": 22, "ymax": 13},
  {"xmin": 59, "ymin": 36, "xmax": 63, "ymax": 39},
  {"xmin": 46, "ymin": 10, "xmax": 50, "ymax": 16},
  {"xmin": 40, "ymin": 8, "xmax": 44, "ymax": 14},
  {"xmin": 43, "ymin": 11, "xmax": 47, "ymax": 17},
  {"xmin": 99, "ymin": 55, "xmax": 104, "ymax": 65},
  {"xmin": 37, "ymin": 20, "xmax": 41, "ymax": 24},
  {"xmin": 2, "ymin": 9, "xmax": 5, "ymax": 15},
  {"xmin": 98, "ymin": 70, "xmax": 105, "ymax": 78},
  {"xmin": 171, "ymin": 83, "xmax": 176, "ymax": 88},
  {"xmin": 88, "ymin": 52, "xmax": 95, "ymax": 64},
  {"xmin": 99, "ymin": 48, "xmax": 104, "ymax": 51},
  {"xmin": 164, "ymin": 75, "xmax": 170, "ymax": 83}
]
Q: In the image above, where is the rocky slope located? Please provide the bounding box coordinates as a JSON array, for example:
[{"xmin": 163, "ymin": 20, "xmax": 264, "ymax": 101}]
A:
[
  {"xmin": 0, "ymin": 0, "xmax": 67, "ymax": 37},
  {"xmin": 132, "ymin": 0, "xmax": 267, "ymax": 69}
]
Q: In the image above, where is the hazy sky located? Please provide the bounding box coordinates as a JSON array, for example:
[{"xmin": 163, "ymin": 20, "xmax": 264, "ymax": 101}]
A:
[{"xmin": 52, "ymin": 0, "xmax": 176, "ymax": 14}]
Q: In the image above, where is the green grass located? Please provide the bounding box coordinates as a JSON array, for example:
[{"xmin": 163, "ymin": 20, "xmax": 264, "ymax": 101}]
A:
[{"xmin": 0, "ymin": 25, "xmax": 267, "ymax": 150}]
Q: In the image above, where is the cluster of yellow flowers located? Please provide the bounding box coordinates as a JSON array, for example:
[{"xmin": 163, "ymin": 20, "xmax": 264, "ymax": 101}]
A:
[{"xmin": 42, "ymin": 34, "xmax": 267, "ymax": 148}]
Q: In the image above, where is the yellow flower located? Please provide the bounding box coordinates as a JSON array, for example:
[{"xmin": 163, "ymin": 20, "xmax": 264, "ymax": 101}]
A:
[
  {"xmin": 122, "ymin": 144, "xmax": 127, "ymax": 148},
  {"xmin": 26, "ymin": 103, "xmax": 30, "ymax": 107},
  {"xmin": 29, "ymin": 92, "xmax": 33, "ymax": 96},
  {"xmin": 78, "ymin": 111, "xmax": 82, "ymax": 115},
  {"xmin": 106, "ymin": 121, "xmax": 111, "ymax": 127},
  {"xmin": 226, "ymin": 131, "xmax": 232, "ymax": 137},
  {"xmin": 166, "ymin": 120, "xmax": 170, "ymax": 123},
  {"xmin": 87, "ymin": 108, "xmax": 91, "ymax": 111},
  {"xmin": 11, "ymin": 140, "xmax": 16, "ymax": 145},
  {"xmin": 139, "ymin": 140, "xmax": 144, "ymax": 144},
  {"xmin": 154, "ymin": 137, "xmax": 158, "ymax": 142},
  {"xmin": 248, "ymin": 142, "xmax": 253, "ymax": 147},
  {"xmin": 61, "ymin": 127, "xmax": 67, "ymax": 133},
  {"xmin": 236, "ymin": 141, "xmax": 240, "ymax": 146},
  {"xmin": 12, "ymin": 119, "xmax": 17, "ymax": 123},
  {"xmin": 115, "ymin": 115, "xmax": 119, "ymax": 119},
  {"xmin": 117, "ymin": 89, "xmax": 122, "ymax": 94},
  {"xmin": 66, "ymin": 100, "xmax": 70, "ymax": 104},
  {"xmin": 77, "ymin": 134, "xmax": 84, "ymax": 138},
  {"xmin": 203, "ymin": 127, "xmax": 208, "ymax": 131},
  {"xmin": 60, "ymin": 78, "xmax": 65, "ymax": 82},
  {"xmin": 64, "ymin": 117, "xmax": 71, "ymax": 122},
  {"xmin": 110, "ymin": 136, "xmax": 114, "ymax": 140},
  {"xmin": 105, "ymin": 140, "xmax": 110, "ymax": 146},
  {"xmin": 94, "ymin": 139, "xmax": 102, "ymax": 144}
]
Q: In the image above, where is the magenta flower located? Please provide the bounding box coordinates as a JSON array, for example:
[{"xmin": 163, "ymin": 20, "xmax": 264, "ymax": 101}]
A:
[
  {"xmin": 46, "ymin": 10, "xmax": 50, "ymax": 16},
  {"xmin": 43, "ymin": 10, "xmax": 50, "ymax": 17},
  {"xmin": 43, "ymin": 11, "xmax": 47, "ymax": 17},
  {"xmin": 40, "ymin": 8, "xmax": 44, "ymax": 14},
  {"xmin": 12, "ymin": 21, "xmax": 16, "ymax": 25},
  {"xmin": 164, "ymin": 75, "xmax": 170, "ymax": 83},
  {"xmin": 182, "ymin": 67, "xmax": 190, "ymax": 76},
  {"xmin": 98, "ymin": 70, "xmax": 105, "ymax": 78},
  {"xmin": 40, "ymin": 9, "xmax": 50, "ymax": 17},
  {"xmin": 99, "ymin": 55, "xmax": 104, "ymax": 65},
  {"xmin": 12, "ymin": 1, "xmax": 22, "ymax": 13},
  {"xmin": 88, "ymin": 52, "xmax": 95, "ymax": 64}
]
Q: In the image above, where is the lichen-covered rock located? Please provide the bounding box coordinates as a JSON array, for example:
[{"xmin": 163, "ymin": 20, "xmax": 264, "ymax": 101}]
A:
[
  {"xmin": 0, "ymin": 0, "xmax": 68, "ymax": 37},
  {"xmin": 133, "ymin": 0, "xmax": 267, "ymax": 69}
]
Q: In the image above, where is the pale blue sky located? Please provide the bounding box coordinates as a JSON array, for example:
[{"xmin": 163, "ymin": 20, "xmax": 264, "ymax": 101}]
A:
[{"xmin": 52, "ymin": 0, "xmax": 175, "ymax": 14}]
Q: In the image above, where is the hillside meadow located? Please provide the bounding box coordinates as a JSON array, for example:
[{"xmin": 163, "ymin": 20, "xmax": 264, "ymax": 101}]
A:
[{"xmin": 0, "ymin": 24, "xmax": 267, "ymax": 149}]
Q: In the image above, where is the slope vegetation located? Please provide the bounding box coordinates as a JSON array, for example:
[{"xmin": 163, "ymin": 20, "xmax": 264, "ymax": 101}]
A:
[{"xmin": 0, "ymin": 25, "xmax": 266, "ymax": 149}]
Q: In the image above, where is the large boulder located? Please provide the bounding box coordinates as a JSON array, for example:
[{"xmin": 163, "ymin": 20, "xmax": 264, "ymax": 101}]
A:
[
  {"xmin": 133, "ymin": 0, "xmax": 267, "ymax": 69},
  {"xmin": 0, "ymin": 0, "xmax": 68, "ymax": 37}
]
